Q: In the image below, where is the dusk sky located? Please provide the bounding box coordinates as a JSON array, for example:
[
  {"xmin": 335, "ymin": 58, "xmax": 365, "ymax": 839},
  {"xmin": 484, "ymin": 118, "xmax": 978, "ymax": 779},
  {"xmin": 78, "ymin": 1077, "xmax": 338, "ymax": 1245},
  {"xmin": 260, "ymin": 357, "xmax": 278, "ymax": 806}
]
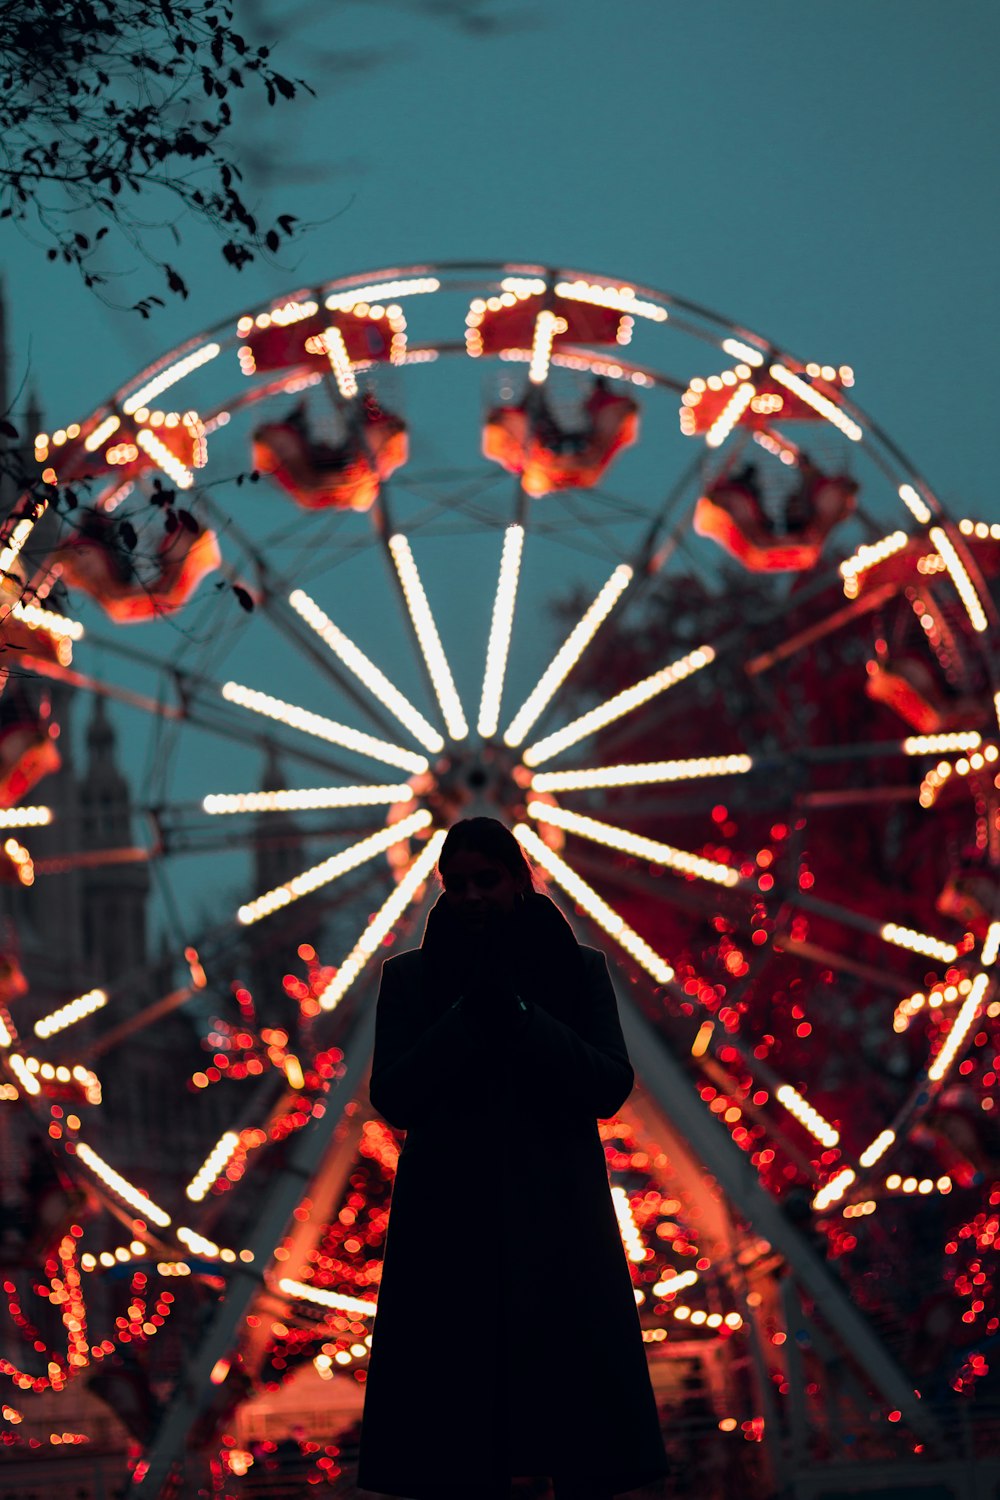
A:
[
  {"xmin": 6, "ymin": 0, "xmax": 998, "ymax": 517},
  {"xmin": 2, "ymin": 0, "xmax": 999, "ymax": 934}
]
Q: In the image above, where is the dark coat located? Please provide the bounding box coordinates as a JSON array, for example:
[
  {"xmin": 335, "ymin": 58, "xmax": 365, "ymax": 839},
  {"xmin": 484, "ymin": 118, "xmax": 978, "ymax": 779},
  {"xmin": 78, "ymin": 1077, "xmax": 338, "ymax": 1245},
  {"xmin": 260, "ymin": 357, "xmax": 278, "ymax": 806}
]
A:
[{"xmin": 356, "ymin": 941, "xmax": 669, "ymax": 1498}]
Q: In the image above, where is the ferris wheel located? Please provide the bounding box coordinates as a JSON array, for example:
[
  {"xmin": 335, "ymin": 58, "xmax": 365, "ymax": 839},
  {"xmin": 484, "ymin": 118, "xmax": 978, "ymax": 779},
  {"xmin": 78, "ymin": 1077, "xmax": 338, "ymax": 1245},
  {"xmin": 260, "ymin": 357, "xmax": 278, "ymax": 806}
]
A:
[{"xmin": 2, "ymin": 260, "xmax": 999, "ymax": 1489}]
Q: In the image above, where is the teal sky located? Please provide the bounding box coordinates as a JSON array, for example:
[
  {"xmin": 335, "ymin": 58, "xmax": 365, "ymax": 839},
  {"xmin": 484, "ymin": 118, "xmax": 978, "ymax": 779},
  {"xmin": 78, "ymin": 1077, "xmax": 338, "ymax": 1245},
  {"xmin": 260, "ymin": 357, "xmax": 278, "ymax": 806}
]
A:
[{"xmin": 5, "ymin": 0, "xmax": 998, "ymax": 516}]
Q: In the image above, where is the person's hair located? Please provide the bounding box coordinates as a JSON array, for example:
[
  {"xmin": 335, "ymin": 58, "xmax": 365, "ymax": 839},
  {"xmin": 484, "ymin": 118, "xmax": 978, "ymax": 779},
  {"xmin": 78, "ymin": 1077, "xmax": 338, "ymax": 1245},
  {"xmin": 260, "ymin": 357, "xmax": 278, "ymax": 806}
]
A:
[{"xmin": 437, "ymin": 816, "xmax": 534, "ymax": 891}]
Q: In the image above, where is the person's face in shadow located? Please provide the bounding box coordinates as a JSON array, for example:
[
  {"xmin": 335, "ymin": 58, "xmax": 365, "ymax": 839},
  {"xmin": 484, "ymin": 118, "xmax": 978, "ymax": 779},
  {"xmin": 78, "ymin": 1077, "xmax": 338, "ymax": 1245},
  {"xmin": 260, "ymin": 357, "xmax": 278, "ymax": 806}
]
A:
[{"xmin": 441, "ymin": 850, "xmax": 523, "ymax": 937}]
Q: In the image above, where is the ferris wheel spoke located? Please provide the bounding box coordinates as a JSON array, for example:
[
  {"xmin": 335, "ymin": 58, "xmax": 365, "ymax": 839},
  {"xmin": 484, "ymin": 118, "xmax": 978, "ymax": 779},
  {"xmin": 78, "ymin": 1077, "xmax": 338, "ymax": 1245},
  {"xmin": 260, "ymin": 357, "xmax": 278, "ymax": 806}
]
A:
[
  {"xmin": 529, "ymin": 754, "xmax": 753, "ymax": 793},
  {"xmin": 217, "ymin": 681, "xmax": 429, "ymax": 775},
  {"xmin": 522, "ymin": 642, "xmax": 716, "ymax": 768},
  {"xmin": 503, "ymin": 562, "xmax": 633, "ymax": 748},
  {"xmin": 513, "ymin": 823, "xmax": 675, "ymax": 986},
  {"xmin": 315, "ymin": 829, "xmax": 446, "ymax": 1013},
  {"xmin": 235, "ymin": 808, "xmax": 432, "ymax": 927},
  {"xmin": 526, "ymin": 801, "xmax": 743, "ymax": 891},
  {"xmin": 477, "ymin": 522, "xmax": 524, "ymax": 739},
  {"xmin": 793, "ymin": 892, "xmax": 960, "ymax": 966},
  {"xmin": 774, "ymin": 933, "xmax": 915, "ymax": 996},
  {"xmin": 379, "ymin": 529, "xmax": 469, "ymax": 741}
]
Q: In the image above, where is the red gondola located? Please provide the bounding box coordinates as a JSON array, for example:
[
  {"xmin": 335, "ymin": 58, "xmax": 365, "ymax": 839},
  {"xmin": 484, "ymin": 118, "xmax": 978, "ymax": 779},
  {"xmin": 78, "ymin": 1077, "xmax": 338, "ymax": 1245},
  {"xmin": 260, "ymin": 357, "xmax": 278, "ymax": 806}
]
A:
[
  {"xmin": 50, "ymin": 515, "xmax": 221, "ymax": 625},
  {"xmin": 251, "ymin": 395, "xmax": 408, "ymax": 511},
  {"xmin": 0, "ymin": 710, "xmax": 60, "ymax": 807},
  {"xmin": 483, "ymin": 378, "xmax": 639, "ymax": 497},
  {"xmin": 694, "ymin": 458, "xmax": 857, "ymax": 572}
]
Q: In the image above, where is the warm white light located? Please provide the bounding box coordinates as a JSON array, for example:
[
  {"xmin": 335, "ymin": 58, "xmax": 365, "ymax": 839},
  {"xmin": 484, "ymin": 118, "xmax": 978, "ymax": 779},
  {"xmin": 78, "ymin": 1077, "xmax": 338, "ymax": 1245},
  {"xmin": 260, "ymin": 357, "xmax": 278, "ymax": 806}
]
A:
[
  {"xmin": 858, "ymin": 1129, "xmax": 896, "ymax": 1169},
  {"xmin": 775, "ymin": 1083, "xmax": 839, "ymax": 1147},
  {"xmin": 812, "ymin": 1167, "xmax": 856, "ymax": 1212},
  {"xmin": 528, "ymin": 310, "xmax": 568, "ymax": 384},
  {"xmin": 523, "ymin": 645, "xmax": 715, "ymax": 767},
  {"xmin": 8, "ymin": 1054, "xmax": 40, "ymax": 1095},
  {"xmin": 123, "ymin": 344, "xmax": 220, "ymax": 415},
  {"xmin": 898, "ymin": 484, "xmax": 932, "ymax": 524},
  {"xmin": 513, "ymin": 824, "xmax": 674, "ymax": 984},
  {"xmin": 554, "ymin": 280, "xmax": 668, "ymax": 323},
  {"xmin": 220, "ymin": 681, "xmax": 429, "ymax": 774},
  {"xmin": 705, "ymin": 383, "xmax": 754, "ymax": 448},
  {"xmin": 136, "ymin": 427, "xmax": 194, "ymax": 488},
  {"xmin": 34, "ymin": 988, "xmax": 107, "ymax": 1039},
  {"xmin": 186, "ymin": 1133, "xmax": 240, "ymax": 1202},
  {"xmin": 478, "ymin": 525, "xmax": 524, "ymax": 738},
  {"xmin": 903, "ymin": 732, "xmax": 981, "ymax": 755},
  {"xmin": 317, "ymin": 830, "xmax": 446, "ymax": 1012},
  {"xmin": 839, "ymin": 532, "xmax": 908, "ymax": 595},
  {"xmin": 880, "ymin": 922, "xmax": 958, "ymax": 964},
  {"xmin": 321, "ymin": 327, "xmax": 358, "ymax": 399},
  {"xmin": 0, "ymin": 806, "xmax": 52, "ymax": 829},
  {"xmin": 527, "ymin": 802, "xmax": 740, "ymax": 888},
  {"xmin": 279, "ymin": 1278, "xmax": 378, "ymax": 1316},
  {"xmin": 504, "ymin": 564, "xmax": 632, "ymax": 747},
  {"xmin": 325, "ymin": 277, "xmax": 440, "ymax": 310},
  {"xmin": 9, "ymin": 600, "xmax": 85, "ymax": 645},
  {"xmin": 928, "ymin": 972, "xmax": 990, "ymax": 1082},
  {"xmin": 75, "ymin": 1143, "xmax": 171, "ymax": 1227},
  {"xmin": 610, "ymin": 1185, "xmax": 647, "ymax": 1262},
  {"xmin": 0, "ymin": 506, "xmax": 47, "ymax": 577},
  {"xmin": 929, "ymin": 526, "xmax": 989, "ymax": 633},
  {"xmin": 769, "ymin": 365, "xmax": 863, "ymax": 441},
  {"xmin": 388, "ymin": 535, "xmax": 468, "ymax": 740},
  {"xmin": 237, "ymin": 809, "xmax": 432, "ymax": 925},
  {"xmin": 531, "ymin": 755, "xmax": 751, "ymax": 792},
  {"xmin": 203, "ymin": 784, "xmax": 414, "ymax": 815},
  {"xmin": 981, "ymin": 922, "xmax": 1000, "ymax": 968},
  {"xmin": 652, "ymin": 1268, "xmax": 699, "ymax": 1296},
  {"xmin": 289, "ymin": 589, "xmax": 444, "ymax": 752},
  {"xmin": 721, "ymin": 338, "xmax": 764, "ymax": 367},
  {"xmin": 84, "ymin": 415, "xmax": 121, "ymax": 452}
]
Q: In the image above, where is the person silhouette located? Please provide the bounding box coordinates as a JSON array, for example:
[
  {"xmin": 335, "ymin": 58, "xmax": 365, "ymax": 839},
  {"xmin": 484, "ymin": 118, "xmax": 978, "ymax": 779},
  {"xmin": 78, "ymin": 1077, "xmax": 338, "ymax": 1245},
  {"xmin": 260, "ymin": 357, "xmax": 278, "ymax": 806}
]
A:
[{"xmin": 357, "ymin": 817, "xmax": 669, "ymax": 1500}]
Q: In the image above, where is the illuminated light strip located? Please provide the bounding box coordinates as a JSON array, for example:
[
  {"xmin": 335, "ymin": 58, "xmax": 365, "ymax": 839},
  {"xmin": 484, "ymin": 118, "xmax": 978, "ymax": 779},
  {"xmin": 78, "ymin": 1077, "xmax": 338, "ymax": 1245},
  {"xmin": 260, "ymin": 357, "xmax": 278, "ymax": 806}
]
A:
[
  {"xmin": 4, "ymin": 838, "xmax": 32, "ymax": 887},
  {"xmin": 769, "ymin": 364, "xmax": 863, "ymax": 441},
  {"xmin": 504, "ymin": 565, "xmax": 633, "ymax": 748},
  {"xmin": 0, "ymin": 506, "xmax": 46, "ymax": 577},
  {"xmin": 478, "ymin": 525, "xmax": 524, "ymax": 738},
  {"xmin": 0, "ymin": 1012, "xmax": 14, "ymax": 1048},
  {"xmin": 34, "ymin": 988, "xmax": 107, "ymax": 1040},
  {"xmin": 513, "ymin": 824, "xmax": 674, "ymax": 984},
  {"xmin": 928, "ymin": 972, "xmax": 990, "ymax": 1082},
  {"xmin": 289, "ymin": 590, "xmax": 443, "ymax": 753},
  {"xmin": 812, "ymin": 1167, "xmax": 856, "ymax": 1212},
  {"xmin": 186, "ymin": 1132, "xmax": 240, "ymax": 1202},
  {"xmin": 839, "ymin": 531, "xmax": 908, "ymax": 584},
  {"xmin": 884, "ymin": 1172, "xmax": 952, "ymax": 1197},
  {"xmin": 237, "ymin": 809, "xmax": 432, "ymax": 925},
  {"xmin": 523, "ymin": 645, "xmax": 715, "ymax": 768},
  {"xmin": 858, "ymin": 1129, "xmax": 896, "ymax": 1170},
  {"xmin": 898, "ymin": 483, "xmax": 932, "ymax": 524},
  {"xmin": 75, "ymin": 1143, "xmax": 171, "ymax": 1227},
  {"xmin": 176, "ymin": 1226, "xmax": 241, "ymax": 1263},
  {"xmin": 880, "ymin": 921, "xmax": 958, "ymax": 964},
  {"xmin": 981, "ymin": 922, "xmax": 1000, "ymax": 968},
  {"xmin": 203, "ymin": 784, "xmax": 414, "ymax": 815},
  {"xmin": 929, "ymin": 526, "xmax": 989, "ymax": 633},
  {"xmin": 122, "ymin": 343, "xmax": 221, "ymax": 415},
  {"xmin": 317, "ymin": 829, "xmax": 446, "ymax": 1012},
  {"xmin": 775, "ymin": 1083, "xmax": 839, "ymax": 1147},
  {"xmin": 722, "ymin": 337, "xmax": 765, "ymax": 367},
  {"xmin": 0, "ymin": 806, "xmax": 51, "ymax": 829},
  {"xmin": 652, "ymin": 1268, "xmax": 699, "ymax": 1296},
  {"xmin": 321, "ymin": 327, "xmax": 358, "ymax": 399},
  {"xmin": 325, "ymin": 277, "xmax": 440, "ymax": 310},
  {"xmin": 7, "ymin": 1054, "xmax": 40, "ymax": 1095},
  {"xmin": 135, "ymin": 428, "xmax": 194, "ymax": 489},
  {"xmin": 279, "ymin": 1277, "xmax": 378, "ymax": 1317},
  {"xmin": 903, "ymin": 732, "xmax": 981, "ymax": 754},
  {"xmin": 554, "ymin": 279, "xmax": 668, "ymax": 323},
  {"xmin": 84, "ymin": 415, "xmax": 121, "ymax": 453},
  {"xmin": 705, "ymin": 383, "xmax": 755, "ymax": 449},
  {"xmin": 220, "ymin": 681, "xmax": 429, "ymax": 774},
  {"xmin": 753, "ymin": 429, "xmax": 799, "ymax": 465},
  {"xmin": 610, "ymin": 1185, "xmax": 647, "ymax": 1263},
  {"xmin": 528, "ymin": 310, "xmax": 567, "ymax": 385},
  {"xmin": 528, "ymin": 801, "xmax": 740, "ymax": 889},
  {"xmin": 9, "ymin": 600, "xmax": 85, "ymax": 643},
  {"xmin": 388, "ymin": 535, "xmax": 468, "ymax": 741},
  {"xmin": 531, "ymin": 755, "xmax": 751, "ymax": 792}
]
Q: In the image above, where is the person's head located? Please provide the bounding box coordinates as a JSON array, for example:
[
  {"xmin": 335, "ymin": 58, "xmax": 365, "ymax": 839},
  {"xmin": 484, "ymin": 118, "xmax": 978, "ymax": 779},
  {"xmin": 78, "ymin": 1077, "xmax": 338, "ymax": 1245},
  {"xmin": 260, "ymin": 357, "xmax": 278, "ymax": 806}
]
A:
[{"xmin": 437, "ymin": 817, "xmax": 534, "ymax": 933}]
